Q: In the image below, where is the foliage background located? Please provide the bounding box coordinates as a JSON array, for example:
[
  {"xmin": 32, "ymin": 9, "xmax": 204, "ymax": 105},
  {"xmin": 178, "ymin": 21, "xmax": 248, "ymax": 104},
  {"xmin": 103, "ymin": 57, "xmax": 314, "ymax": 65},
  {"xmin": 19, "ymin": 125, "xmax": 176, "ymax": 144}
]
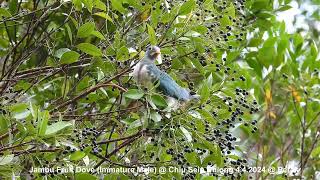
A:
[{"xmin": 0, "ymin": 0, "xmax": 319, "ymax": 179}]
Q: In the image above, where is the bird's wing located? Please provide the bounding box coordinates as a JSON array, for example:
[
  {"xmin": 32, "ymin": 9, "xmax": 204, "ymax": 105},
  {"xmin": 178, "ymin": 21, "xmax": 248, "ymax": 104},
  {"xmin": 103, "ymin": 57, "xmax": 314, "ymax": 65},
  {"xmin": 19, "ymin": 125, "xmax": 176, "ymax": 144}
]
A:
[{"xmin": 147, "ymin": 64, "xmax": 191, "ymax": 101}]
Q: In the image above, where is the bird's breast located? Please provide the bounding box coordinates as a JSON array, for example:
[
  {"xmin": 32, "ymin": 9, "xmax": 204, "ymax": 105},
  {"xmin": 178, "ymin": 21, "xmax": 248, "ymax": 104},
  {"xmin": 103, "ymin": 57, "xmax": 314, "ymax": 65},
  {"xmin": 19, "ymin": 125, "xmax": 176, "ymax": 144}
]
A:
[{"xmin": 133, "ymin": 63, "xmax": 152, "ymax": 86}]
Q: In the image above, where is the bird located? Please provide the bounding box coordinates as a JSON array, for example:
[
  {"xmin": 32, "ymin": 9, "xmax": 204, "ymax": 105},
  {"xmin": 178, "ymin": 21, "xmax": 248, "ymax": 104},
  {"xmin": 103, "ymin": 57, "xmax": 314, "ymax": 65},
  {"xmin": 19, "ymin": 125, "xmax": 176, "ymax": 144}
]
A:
[{"xmin": 132, "ymin": 46, "xmax": 199, "ymax": 101}]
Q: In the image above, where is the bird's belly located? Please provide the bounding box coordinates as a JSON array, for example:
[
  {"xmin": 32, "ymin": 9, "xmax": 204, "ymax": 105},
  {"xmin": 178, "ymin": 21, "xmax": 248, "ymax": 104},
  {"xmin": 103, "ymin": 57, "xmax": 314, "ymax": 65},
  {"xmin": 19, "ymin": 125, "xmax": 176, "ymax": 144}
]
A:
[{"xmin": 133, "ymin": 63, "xmax": 152, "ymax": 86}]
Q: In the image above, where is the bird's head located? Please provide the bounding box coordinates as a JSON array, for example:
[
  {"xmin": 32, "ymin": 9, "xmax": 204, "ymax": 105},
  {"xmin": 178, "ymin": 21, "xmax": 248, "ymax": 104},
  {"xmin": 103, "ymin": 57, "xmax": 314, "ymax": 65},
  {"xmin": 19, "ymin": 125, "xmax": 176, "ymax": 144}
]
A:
[{"xmin": 146, "ymin": 46, "xmax": 161, "ymax": 60}]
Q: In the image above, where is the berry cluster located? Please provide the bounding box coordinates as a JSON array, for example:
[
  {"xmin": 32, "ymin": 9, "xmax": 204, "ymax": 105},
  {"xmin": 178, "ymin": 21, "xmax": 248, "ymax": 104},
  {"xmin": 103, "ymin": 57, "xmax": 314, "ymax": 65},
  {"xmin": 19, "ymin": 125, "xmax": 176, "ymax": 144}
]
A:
[{"xmin": 70, "ymin": 127, "xmax": 102, "ymax": 154}]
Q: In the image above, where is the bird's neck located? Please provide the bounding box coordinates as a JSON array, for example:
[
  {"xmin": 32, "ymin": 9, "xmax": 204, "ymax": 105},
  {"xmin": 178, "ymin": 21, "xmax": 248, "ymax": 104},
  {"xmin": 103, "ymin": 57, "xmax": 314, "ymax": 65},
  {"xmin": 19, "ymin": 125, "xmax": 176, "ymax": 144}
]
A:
[{"xmin": 142, "ymin": 57, "xmax": 155, "ymax": 64}]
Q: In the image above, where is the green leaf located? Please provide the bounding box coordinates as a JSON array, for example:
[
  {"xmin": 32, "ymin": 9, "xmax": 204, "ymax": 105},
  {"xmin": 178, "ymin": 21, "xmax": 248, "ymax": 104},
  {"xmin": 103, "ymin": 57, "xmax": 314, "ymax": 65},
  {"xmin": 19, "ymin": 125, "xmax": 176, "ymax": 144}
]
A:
[
  {"xmin": 9, "ymin": 102, "xmax": 30, "ymax": 119},
  {"xmin": 276, "ymin": 5, "xmax": 292, "ymax": 12},
  {"xmin": 180, "ymin": 126, "xmax": 192, "ymax": 142},
  {"xmin": 246, "ymin": 57, "xmax": 262, "ymax": 77},
  {"xmin": 199, "ymin": 84, "xmax": 210, "ymax": 103},
  {"xmin": 278, "ymin": 35, "xmax": 289, "ymax": 54},
  {"xmin": 258, "ymin": 37, "xmax": 277, "ymax": 67},
  {"xmin": 81, "ymin": 0, "xmax": 93, "ymax": 13},
  {"xmin": 116, "ymin": 46, "xmax": 129, "ymax": 61},
  {"xmin": 93, "ymin": 12, "xmax": 113, "ymax": 22},
  {"xmin": 252, "ymin": 0, "xmax": 269, "ymax": 11},
  {"xmin": 198, "ymin": 109, "xmax": 215, "ymax": 125},
  {"xmin": 225, "ymin": 4, "xmax": 236, "ymax": 18},
  {"xmin": 75, "ymin": 173, "xmax": 97, "ymax": 180},
  {"xmin": 151, "ymin": 95, "xmax": 168, "ymax": 108},
  {"xmin": 63, "ymin": 77, "xmax": 70, "ymax": 98},
  {"xmin": 124, "ymin": 89, "xmax": 144, "ymax": 100},
  {"xmin": 284, "ymin": 0, "xmax": 291, "ymax": 4},
  {"xmin": 60, "ymin": 51, "xmax": 80, "ymax": 64},
  {"xmin": 191, "ymin": 25, "xmax": 208, "ymax": 34},
  {"xmin": 179, "ymin": 0, "xmax": 196, "ymax": 15},
  {"xmin": 65, "ymin": 24, "xmax": 73, "ymax": 43},
  {"xmin": 310, "ymin": 40, "xmax": 318, "ymax": 58},
  {"xmin": 77, "ymin": 22, "xmax": 95, "ymax": 38},
  {"xmin": 9, "ymin": 0, "xmax": 18, "ymax": 14},
  {"xmin": 38, "ymin": 111, "xmax": 49, "ymax": 136},
  {"xmin": 201, "ymin": 176, "xmax": 216, "ymax": 180},
  {"xmin": 110, "ymin": 0, "xmax": 126, "ymax": 13},
  {"xmin": 147, "ymin": 24, "xmax": 157, "ymax": 45},
  {"xmin": 311, "ymin": 146, "xmax": 320, "ymax": 158},
  {"xmin": 29, "ymin": 102, "xmax": 37, "ymax": 120},
  {"xmin": 220, "ymin": 15, "xmax": 232, "ymax": 26},
  {"xmin": 13, "ymin": 80, "xmax": 31, "ymax": 91},
  {"xmin": 72, "ymin": 0, "xmax": 82, "ymax": 11},
  {"xmin": 0, "ymin": 115, "xmax": 9, "ymax": 132},
  {"xmin": 9, "ymin": 103, "xmax": 28, "ymax": 113},
  {"xmin": 248, "ymin": 38, "xmax": 262, "ymax": 47},
  {"xmin": 94, "ymin": 0, "xmax": 106, "ymax": 11},
  {"xmin": 55, "ymin": 48, "xmax": 71, "ymax": 58},
  {"xmin": 204, "ymin": 143, "xmax": 223, "ymax": 167},
  {"xmin": 150, "ymin": 111, "xmax": 162, "ymax": 122},
  {"xmin": 0, "ymin": 38, "xmax": 9, "ymax": 48},
  {"xmin": 91, "ymin": 30, "xmax": 106, "ymax": 40},
  {"xmin": 279, "ymin": 20, "xmax": 286, "ymax": 33},
  {"xmin": 77, "ymin": 43, "xmax": 102, "ymax": 56},
  {"xmin": 45, "ymin": 121, "xmax": 72, "ymax": 136},
  {"xmin": 0, "ymin": 8, "xmax": 12, "ymax": 18},
  {"xmin": 190, "ymin": 58, "xmax": 205, "ymax": 74},
  {"xmin": 256, "ymin": 12, "xmax": 275, "ymax": 18},
  {"xmin": 185, "ymin": 152, "xmax": 201, "ymax": 165},
  {"xmin": 0, "ymin": 154, "xmax": 14, "ymax": 165},
  {"xmin": 70, "ymin": 151, "xmax": 86, "ymax": 161},
  {"xmin": 293, "ymin": 33, "xmax": 303, "ymax": 48}
]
